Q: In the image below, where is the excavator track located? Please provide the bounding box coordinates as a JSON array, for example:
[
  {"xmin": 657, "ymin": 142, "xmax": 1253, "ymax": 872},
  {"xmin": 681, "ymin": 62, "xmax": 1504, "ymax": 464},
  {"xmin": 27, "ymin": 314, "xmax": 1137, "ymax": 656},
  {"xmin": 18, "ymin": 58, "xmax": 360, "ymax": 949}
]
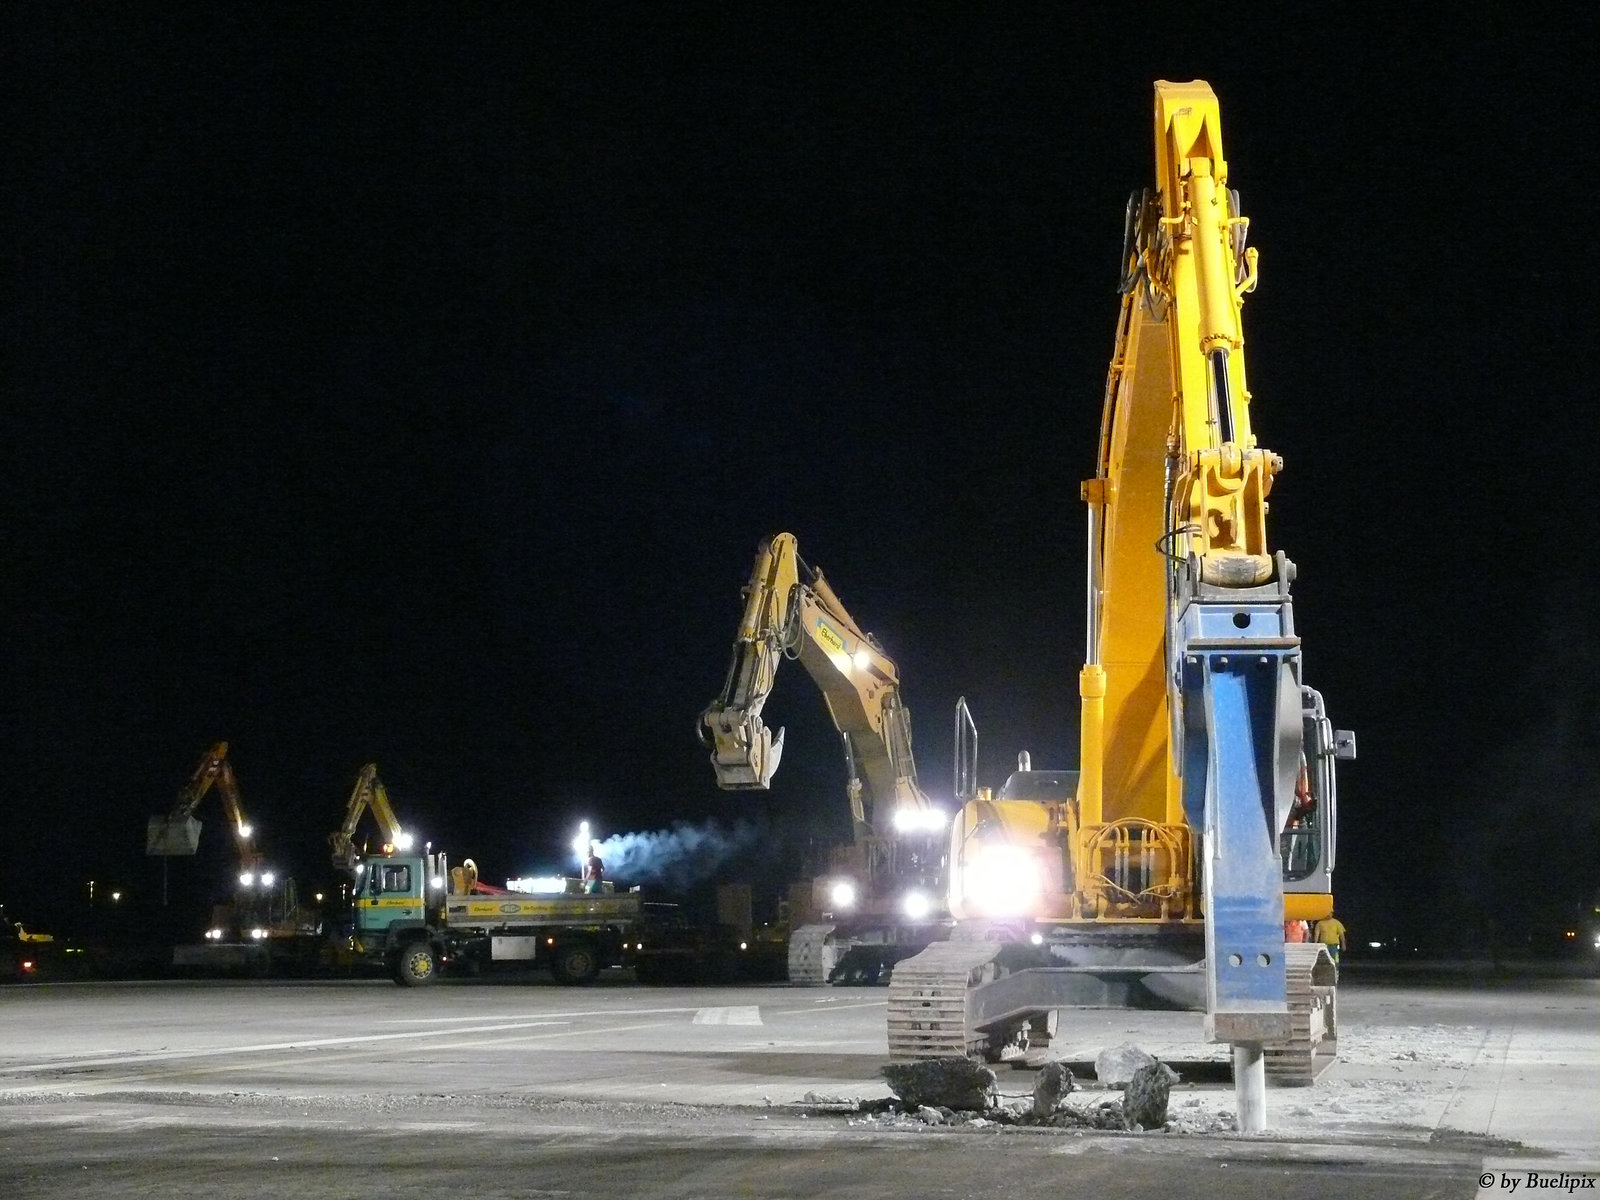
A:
[
  {"xmin": 886, "ymin": 941, "xmax": 1003, "ymax": 1060},
  {"xmin": 786, "ymin": 924, "xmax": 837, "ymax": 985},
  {"xmin": 1264, "ymin": 942, "xmax": 1339, "ymax": 1086}
]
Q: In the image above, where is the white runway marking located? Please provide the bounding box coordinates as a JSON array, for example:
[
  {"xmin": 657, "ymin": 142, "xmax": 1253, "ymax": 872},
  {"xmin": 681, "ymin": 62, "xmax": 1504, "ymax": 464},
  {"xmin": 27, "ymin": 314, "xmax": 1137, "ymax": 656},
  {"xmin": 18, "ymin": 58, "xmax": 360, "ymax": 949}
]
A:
[
  {"xmin": 380, "ymin": 1007, "xmax": 700, "ymax": 1024},
  {"xmin": 0, "ymin": 1019, "xmax": 576, "ymax": 1074},
  {"xmin": 692, "ymin": 1006, "xmax": 763, "ymax": 1026},
  {"xmin": 773, "ymin": 1000, "xmax": 887, "ymax": 1016}
]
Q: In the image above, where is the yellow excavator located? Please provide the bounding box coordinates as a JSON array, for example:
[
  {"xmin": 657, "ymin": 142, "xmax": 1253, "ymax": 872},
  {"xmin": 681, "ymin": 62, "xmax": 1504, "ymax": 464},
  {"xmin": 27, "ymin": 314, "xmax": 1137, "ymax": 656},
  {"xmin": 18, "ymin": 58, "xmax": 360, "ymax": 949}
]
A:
[
  {"xmin": 887, "ymin": 82, "xmax": 1353, "ymax": 1125},
  {"xmin": 329, "ymin": 762, "xmax": 413, "ymax": 873},
  {"xmin": 700, "ymin": 532, "xmax": 949, "ymax": 983},
  {"xmin": 147, "ymin": 741, "xmax": 262, "ymax": 872},
  {"xmin": 148, "ymin": 742, "xmax": 306, "ymax": 949}
]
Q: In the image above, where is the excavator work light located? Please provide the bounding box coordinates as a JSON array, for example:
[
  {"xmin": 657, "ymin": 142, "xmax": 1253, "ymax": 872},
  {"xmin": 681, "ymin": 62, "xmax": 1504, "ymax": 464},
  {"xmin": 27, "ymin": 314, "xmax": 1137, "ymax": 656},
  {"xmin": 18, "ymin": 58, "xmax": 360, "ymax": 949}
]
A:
[
  {"xmin": 395, "ymin": 831, "xmax": 415, "ymax": 851},
  {"xmin": 892, "ymin": 807, "xmax": 948, "ymax": 834},
  {"xmin": 260, "ymin": 872, "xmax": 275, "ymax": 887},
  {"xmin": 902, "ymin": 890, "xmax": 933, "ymax": 920},
  {"xmin": 960, "ymin": 843, "xmax": 1042, "ymax": 918},
  {"xmin": 238, "ymin": 872, "xmax": 255, "ymax": 888},
  {"xmin": 829, "ymin": 880, "xmax": 858, "ymax": 910}
]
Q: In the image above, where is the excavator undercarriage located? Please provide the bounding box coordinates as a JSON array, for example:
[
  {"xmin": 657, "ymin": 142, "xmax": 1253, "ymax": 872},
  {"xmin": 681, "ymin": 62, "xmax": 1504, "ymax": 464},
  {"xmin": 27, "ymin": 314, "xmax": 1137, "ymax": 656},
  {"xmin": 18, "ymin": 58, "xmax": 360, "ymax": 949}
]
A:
[{"xmin": 886, "ymin": 935, "xmax": 1338, "ymax": 1085}]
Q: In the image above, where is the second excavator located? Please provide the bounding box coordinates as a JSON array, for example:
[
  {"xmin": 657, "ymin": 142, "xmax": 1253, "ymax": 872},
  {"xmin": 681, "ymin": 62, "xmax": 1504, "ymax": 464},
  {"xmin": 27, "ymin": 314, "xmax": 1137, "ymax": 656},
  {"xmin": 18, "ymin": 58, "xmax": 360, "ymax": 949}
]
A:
[
  {"xmin": 700, "ymin": 532, "xmax": 949, "ymax": 983},
  {"xmin": 148, "ymin": 741, "xmax": 309, "ymax": 965}
]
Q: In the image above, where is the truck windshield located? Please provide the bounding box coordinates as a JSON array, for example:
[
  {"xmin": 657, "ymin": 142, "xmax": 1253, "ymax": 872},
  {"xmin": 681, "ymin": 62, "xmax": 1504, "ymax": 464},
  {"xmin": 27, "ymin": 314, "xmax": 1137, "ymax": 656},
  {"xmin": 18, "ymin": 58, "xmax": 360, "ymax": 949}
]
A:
[{"xmin": 377, "ymin": 864, "xmax": 412, "ymax": 894}]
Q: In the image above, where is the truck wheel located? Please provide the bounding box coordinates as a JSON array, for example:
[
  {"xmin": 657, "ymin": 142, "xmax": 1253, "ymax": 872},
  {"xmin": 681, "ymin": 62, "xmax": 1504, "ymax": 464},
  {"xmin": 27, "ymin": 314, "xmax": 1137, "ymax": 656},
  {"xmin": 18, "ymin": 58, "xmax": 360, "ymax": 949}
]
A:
[
  {"xmin": 552, "ymin": 942, "xmax": 599, "ymax": 985},
  {"xmin": 393, "ymin": 941, "xmax": 438, "ymax": 987}
]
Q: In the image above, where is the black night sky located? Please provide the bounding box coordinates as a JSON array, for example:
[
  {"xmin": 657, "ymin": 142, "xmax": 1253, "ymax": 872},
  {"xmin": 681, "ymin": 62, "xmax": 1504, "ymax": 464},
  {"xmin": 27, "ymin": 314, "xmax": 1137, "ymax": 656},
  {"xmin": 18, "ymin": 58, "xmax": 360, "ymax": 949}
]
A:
[{"xmin": 4, "ymin": 7, "xmax": 1594, "ymax": 948}]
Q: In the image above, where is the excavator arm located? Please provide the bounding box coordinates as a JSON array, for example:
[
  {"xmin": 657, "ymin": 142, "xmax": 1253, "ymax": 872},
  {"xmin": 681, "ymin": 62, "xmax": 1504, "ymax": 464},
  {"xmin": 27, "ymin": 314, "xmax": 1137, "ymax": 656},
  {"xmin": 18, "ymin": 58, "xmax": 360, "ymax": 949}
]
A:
[
  {"xmin": 146, "ymin": 742, "xmax": 264, "ymax": 873},
  {"xmin": 699, "ymin": 532, "xmax": 931, "ymax": 839},
  {"xmin": 1081, "ymin": 81, "xmax": 1353, "ymax": 1048},
  {"xmin": 329, "ymin": 762, "xmax": 410, "ymax": 872}
]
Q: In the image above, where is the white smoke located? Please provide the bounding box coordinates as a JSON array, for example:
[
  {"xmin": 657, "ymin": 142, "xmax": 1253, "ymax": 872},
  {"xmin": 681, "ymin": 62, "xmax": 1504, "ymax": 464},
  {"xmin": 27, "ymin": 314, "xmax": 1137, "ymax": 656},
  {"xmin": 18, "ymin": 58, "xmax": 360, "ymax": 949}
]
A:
[{"xmin": 590, "ymin": 820, "xmax": 760, "ymax": 890}]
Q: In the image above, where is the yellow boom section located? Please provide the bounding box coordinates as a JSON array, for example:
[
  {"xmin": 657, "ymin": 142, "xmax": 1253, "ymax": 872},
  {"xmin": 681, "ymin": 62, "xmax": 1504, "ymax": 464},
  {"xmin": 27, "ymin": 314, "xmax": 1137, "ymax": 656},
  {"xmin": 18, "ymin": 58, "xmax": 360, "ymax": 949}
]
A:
[
  {"xmin": 330, "ymin": 762, "xmax": 409, "ymax": 871},
  {"xmin": 700, "ymin": 532, "xmax": 930, "ymax": 838},
  {"xmin": 1074, "ymin": 80, "xmax": 1278, "ymax": 919}
]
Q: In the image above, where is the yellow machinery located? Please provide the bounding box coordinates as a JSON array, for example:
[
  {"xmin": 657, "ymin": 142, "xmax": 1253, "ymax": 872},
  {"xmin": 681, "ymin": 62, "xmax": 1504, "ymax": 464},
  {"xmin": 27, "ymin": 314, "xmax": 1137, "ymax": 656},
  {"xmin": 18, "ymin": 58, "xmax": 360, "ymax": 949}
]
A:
[
  {"xmin": 329, "ymin": 762, "xmax": 412, "ymax": 873},
  {"xmin": 147, "ymin": 741, "xmax": 263, "ymax": 873},
  {"xmin": 700, "ymin": 532, "xmax": 948, "ymax": 983},
  {"xmin": 888, "ymin": 83, "xmax": 1353, "ymax": 1112},
  {"xmin": 148, "ymin": 742, "xmax": 309, "ymax": 950}
]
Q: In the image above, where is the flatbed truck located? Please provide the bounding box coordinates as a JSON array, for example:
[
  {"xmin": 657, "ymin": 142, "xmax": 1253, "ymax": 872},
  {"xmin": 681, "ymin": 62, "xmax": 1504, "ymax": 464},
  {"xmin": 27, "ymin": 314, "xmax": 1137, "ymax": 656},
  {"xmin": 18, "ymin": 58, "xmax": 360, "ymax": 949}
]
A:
[{"xmin": 349, "ymin": 850, "xmax": 643, "ymax": 985}]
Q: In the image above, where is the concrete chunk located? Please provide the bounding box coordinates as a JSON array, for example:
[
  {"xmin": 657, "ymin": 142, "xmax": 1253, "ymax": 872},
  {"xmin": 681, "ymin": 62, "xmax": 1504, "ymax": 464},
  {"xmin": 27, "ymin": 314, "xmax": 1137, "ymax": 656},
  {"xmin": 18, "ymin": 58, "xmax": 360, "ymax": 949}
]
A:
[
  {"xmin": 1094, "ymin": 1041, "xmax": 1156, "ymax": 1086},
  {"xmin": 881, "ymin": 1058, "xmax": 997, "ymax": 1112},
  {"xmin": 1123, "ymin": 1060, "xmax": 1180, "ymax": 1130},
  {"xmin": 1031, "ymin": 1061, "xmax": 1075, "ymax": 1117}
]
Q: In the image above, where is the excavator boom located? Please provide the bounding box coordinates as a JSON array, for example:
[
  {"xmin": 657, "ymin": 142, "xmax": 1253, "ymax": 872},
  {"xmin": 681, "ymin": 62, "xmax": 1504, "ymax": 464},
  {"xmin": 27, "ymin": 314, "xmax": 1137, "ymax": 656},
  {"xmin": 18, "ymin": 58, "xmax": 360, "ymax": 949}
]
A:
[
  {"xmin": 146, "ymin": 741, "xmax": 262, "ymax": 873},
  {"xmin": 700, "ymin": 532, "xmax": 931, "ymax": 837},
  {"xmin": 330, "ymin": 762, "xmax": 410, "ymax": 872}
]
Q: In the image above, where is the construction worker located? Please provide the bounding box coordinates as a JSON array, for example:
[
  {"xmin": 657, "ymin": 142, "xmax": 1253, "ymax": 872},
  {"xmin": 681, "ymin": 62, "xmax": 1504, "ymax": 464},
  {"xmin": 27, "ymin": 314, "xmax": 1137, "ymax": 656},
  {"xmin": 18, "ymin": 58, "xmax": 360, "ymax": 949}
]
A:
[
  {"xmin": 1313, "ymin": 913, "xmax": 1348, "ymax": 966},
  {"xmin": 1284, "ymin": 919, "xmax": 1309, "ymax": 943},
  {"xmin": 582, "ymin": 843, "xmax": 604, "ymax": 894}
]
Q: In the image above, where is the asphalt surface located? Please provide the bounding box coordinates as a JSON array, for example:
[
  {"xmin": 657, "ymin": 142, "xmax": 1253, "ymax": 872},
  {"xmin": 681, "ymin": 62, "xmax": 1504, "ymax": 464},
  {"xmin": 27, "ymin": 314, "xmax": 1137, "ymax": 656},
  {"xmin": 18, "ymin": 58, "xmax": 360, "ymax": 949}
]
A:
[{"xmin": 0, "ymin": 969, "xmax": 1595, "ymax": 1199}]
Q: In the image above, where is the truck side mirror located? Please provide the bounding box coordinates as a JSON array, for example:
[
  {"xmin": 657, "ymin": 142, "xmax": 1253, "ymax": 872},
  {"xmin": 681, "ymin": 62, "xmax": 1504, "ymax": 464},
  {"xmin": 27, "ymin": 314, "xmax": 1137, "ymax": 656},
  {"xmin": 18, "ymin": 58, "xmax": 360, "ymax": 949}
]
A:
[{"xmin": 1333, "ymin": 730, "xmax": 1357, "ymax": 761}]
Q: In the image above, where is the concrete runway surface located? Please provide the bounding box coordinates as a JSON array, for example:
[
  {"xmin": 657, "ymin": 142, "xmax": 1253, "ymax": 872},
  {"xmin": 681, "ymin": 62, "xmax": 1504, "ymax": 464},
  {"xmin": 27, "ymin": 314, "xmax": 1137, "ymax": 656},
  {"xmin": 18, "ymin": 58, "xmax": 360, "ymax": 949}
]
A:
[{"xmin": 1, "ymin": 970, "xmax": 1595, "ymax": 1199}]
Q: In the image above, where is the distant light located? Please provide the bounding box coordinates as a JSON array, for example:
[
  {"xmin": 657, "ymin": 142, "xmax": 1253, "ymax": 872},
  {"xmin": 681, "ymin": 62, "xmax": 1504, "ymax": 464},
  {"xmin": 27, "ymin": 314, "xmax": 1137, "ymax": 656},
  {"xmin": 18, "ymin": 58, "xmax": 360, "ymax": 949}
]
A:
[
  {"xmin": 571, "ymin": 820, "xmax": 592, "ymax": 868},
  {"xmin": 1368, "ymin": 941, "xmax": 1383, "ymax": 949},
  {"xmin": 395, "ymin": 831, "xmax": 415, "ymax": 851},
  {"xmin": 1564, "ymin": 930, "xmax": 1576, "ymax": 939},
  {"xmin": 250, "ymin": 928, "xmax": 266, "ymax": 940},
  {"xmin": 739, "ymin": 942, "xmax": 748, "ymax": 951},
  {"xmin": 111, "ymin": 891, "xmax": 122, "ymax": 902},
  {"xmin": 829, "ymin": 881, "xmax": 858, "ymax": 910},
  {"xmin": 239, "ymin": 872, "xmax": 255, "ymax": 888},
  {"xmin": 902, "ymin": 891, "xmax": 932, "ymax": 920},
  {"xmin": 852, "ymin": 650, "xmax": 871, "ymax": 671},
  {"xmin": 354, "ymin": 863, "xmax": 365, "ymax": 874},
  {"xmin": 21, "ymin": 961, "xmax": 33, "ymax": 972},
  {"xmin": 314, "ymin": 893, "xmax": 324, "ymax": 903},
  {"xmin": 260, "ymin": 872, "xmax": 276, "ymax": 887},
  {"xmin": 547, "ymin": 937, "xmax": 555, "ymax": 946},
  {"xmin": 238, "ymin": 824, "xmax": 253, "ymax": 840},
  {"xmin": 1030, "ymin": 932, "xmax": 1044, "ymax": 946}
]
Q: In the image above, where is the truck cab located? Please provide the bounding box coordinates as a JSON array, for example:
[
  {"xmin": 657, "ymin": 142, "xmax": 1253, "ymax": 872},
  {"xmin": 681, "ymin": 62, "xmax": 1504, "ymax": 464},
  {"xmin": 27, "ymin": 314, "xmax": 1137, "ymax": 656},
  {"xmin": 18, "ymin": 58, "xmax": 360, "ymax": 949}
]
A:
[{"xmin": 351, "ymin": 851, "xmax": 444, "ymax": 984}]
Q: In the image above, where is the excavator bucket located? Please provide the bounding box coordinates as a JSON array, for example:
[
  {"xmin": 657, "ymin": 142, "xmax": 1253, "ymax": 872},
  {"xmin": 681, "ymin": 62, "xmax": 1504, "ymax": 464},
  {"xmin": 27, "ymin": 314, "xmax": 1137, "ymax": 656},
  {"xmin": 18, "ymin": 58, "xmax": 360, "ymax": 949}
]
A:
[
  {"xmin": 146, "ymin": 815, "xmax": 202, "ymax": 855},
  {"xmin": 705, "ymin": 712, "xmax": 784, "ymax": 789}
]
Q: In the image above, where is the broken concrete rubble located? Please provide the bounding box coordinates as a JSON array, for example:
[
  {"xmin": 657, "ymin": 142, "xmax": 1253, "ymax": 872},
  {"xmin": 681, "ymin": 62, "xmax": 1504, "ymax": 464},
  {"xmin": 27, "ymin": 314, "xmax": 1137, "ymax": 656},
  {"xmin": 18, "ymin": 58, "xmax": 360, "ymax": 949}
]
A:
[
  {"xmin": 1093, "ymin": 1041, "xmax": 1157, "ymax": 1086},
  {"xmin": 1031, "ymin": 1061, "xmax": 1074, "ymax": 1118},
  {"xmin": 881, "ymin": 1058, "xmax": 997, "ymax": 1112},
  {"xmin": 1122, "ymin": 1060, "xmax": 1180, "ymax": 1130}
]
